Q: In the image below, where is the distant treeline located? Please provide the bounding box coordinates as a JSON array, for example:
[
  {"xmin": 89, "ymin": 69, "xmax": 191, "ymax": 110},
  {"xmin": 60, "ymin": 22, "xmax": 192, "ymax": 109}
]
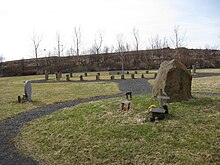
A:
[{"xmin": 1, "ymin": 48, "xmax": 220, "ymax": 76}]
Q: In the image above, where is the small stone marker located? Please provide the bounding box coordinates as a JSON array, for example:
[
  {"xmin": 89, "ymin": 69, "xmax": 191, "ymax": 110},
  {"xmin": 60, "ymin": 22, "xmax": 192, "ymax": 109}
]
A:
[
  {"xmin": 96, "ymin": 74, "xmax": 100, "ymax": 80},
  {"xmin": 84, "ymin": 72, "xmax": 88, "ymax": 77},
  {"xmin": 70, "ymin": 72, "xmax": 73, "ymax": 77},
  {"xmin": 150, "ymin": 108, "xmax": 166, "ymax": 121},
  {"xmin": 18, "ymin": 96, "xmax": 21, "ymax": 103},
  {"xmin": 146, "ymin": 70, "xmax": 149, "ymax": 74},
  {"xmin": 58, "ymin": 72, "xmax": 62, "ymax": 78},
  {"xmin": 79, "ymin": 75, "xmax": 83, "ymax": 81},
  {"xmin": 135, "ymin": 71, "xmax": 137, "ymax": 74},
  {"xmin": 141, "ymin": 74, "xmax": 144, "ymax": 78},
  {"xmin": 45, "ymin": 70, "xmax": 49, "ymax": 80},
  {"xmin": 24, "ymin": 81, "xmax": 32, "ymax": 101},
  {"xmin": 121, "ymin": 100, "xmax": 131, "ymax": 110},
  {"xmin": 55, "ymin": 72, "xmax": 60, "ymax": 81},
  {"xmin": 157, "ymin": 95, "xmax": 170, "ymax": 107},
  {"xmin": 125, "ymin": 91, "xmax": 132, "ymax": 100},
  {"xmin": 131, "ymin": 74, "xmax": 135, "ymax": 79},
  {"xmin": 121, "ymin": 75, "xmax": 125, "ymax": 79},
  {"xmin": 110, "ymin": 75, "xmax": 114, "ymax": 80},
  {"xmin": 66, "ymin": 74, "xmax": 70, "ymax": 81}
]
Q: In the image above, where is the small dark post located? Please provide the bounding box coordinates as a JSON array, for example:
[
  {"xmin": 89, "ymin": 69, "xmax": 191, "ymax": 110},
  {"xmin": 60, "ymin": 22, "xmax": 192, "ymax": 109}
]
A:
[
  {"xmin": 70, "ymin": 72, "xmax": 73, "ymax": 77},
  {"xmin": 141, "ymin": 74, "xmax": 144, "ymax": 78},
  {"xmin": 131, "ymin": 74, "xmax": 135, "ymax": 79},
  {"xmin": 110, "ymin": 75, "xmax": 114, "ymax": 80},
  {"xmin": 146, "ymin": 70, "xmax": 149, "ymax": 74},
  {"xmin": 125, "ymin": 91, "xmax": 132, "ymax": 100},
  {"xmin": 97, "ymin": 72, "xmax": 100, "ymax": 76},
  {"xmin": 135, "ymin": 71, "xmax": 137, "ymax": 74},
  {"xmin": 18, "ymin": 96, "xmax": 21, "ymax": 103},
  {"xmin": 154, "ymin": 73, "xmax": 157, "ymax": 79},
  {"xmin": 79, "ymin": 75, "xmax": 83, "ymax": 81},
  {"xmin": 121, "ymin": 75, "xmax": 125, "ymax": 79},
  {"xmin": 96, "ymin": 74, "xmax": 100, "ymax": 80},
  {"xmin": 84, "ymin": 72, "xmax": 88, "ymax": 77},
  {"xmin": 66, "ymin": 74, "xmax": 70, "ymax": 81},
  {"xmin": 127, "ymin": 71, "xmax": 129, "ymax": 74}
]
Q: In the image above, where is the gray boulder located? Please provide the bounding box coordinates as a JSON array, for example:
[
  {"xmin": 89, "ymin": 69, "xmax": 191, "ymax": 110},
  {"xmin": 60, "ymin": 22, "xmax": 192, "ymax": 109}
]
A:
[{"xmin": 152, "ymin": 59, "xmax": 192, "ymax": 102}]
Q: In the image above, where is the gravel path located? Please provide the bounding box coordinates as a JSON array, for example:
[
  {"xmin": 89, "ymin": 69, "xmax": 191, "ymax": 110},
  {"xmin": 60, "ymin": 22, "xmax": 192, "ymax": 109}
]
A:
[{"xmin": 0, "ymin": 79, "xmax": 152, "ymax": 165}]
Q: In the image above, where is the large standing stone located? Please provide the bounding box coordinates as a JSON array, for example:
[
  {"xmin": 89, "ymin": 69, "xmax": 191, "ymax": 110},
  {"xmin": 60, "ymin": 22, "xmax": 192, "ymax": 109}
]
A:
[
  {"xmin": 24, "ymin": 81, "xmax": 32, "ymax": 101},
  {"xmin": 152, "ymin": 59, "xmax": 192, "ymax": 102}
]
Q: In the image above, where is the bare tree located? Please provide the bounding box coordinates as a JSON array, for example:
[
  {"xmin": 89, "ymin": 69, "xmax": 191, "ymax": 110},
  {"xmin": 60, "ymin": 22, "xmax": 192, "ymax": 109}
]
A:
[
  {"xmin": 31, "ymin": 31, "xmax": 43, "ymax": 70},
  {"xmin": 132, "ymin": 27, "xmax": 140, "ymax": 51},
  {"xmin": 116, "ymin": 34, "xmax": 126, "ymax": 74},
  {"xmin": 170, "ymin": 25, "xmax": 186, "ymax": 48},
  {"xmin": 148, "ymin": 35, "xmax": 162, "ymax": 50},
  {"xmin": 56, "ymin": 32, "xmax": 61, "ymax": 57},
  {"xmin": 73, "ymin": 26, "xmax": 81, "ymax": 56},
  {"xmin": 162, "ymin": 37, "xmax": 169, "ymax": 48},
  {"xmin": 126, "ymin": 42, "xmax": 131, "ymax": 52},
  {"xmin": 103, "ymin": 46, "xmax": 109, "ymax": 54},
  {"xmin": 91, "ymin": 31, "xmax": 103, "ymax": 54}
]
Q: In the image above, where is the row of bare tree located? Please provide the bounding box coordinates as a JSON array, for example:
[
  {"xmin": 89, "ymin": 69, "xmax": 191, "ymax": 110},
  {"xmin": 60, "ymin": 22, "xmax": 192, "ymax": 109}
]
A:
[{"xmin": 32, "ymin": 26, "xmax": 186, "ymax": 58}]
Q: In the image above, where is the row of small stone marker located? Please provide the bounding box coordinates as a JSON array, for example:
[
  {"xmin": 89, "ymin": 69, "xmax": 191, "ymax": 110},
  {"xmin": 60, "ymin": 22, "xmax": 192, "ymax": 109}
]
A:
[
  {"xmin": 45, "ymin": 70, "xmax": 152, "ymax": 81},
  {"xmin": 66, "ymin": 73, "xmax": 147, "ymax": 81}
]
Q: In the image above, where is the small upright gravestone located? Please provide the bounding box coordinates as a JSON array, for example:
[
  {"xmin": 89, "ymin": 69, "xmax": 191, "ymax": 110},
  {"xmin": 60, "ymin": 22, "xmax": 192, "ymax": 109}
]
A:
[{"xmin": 24, "ymin": 81, "xmax": 32, "ymax": 101}]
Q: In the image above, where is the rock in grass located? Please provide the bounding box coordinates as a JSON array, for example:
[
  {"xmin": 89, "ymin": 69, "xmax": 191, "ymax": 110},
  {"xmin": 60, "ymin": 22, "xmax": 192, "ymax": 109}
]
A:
[{"xmin": 152, "ymin": 59, "xmax": 192, "ymax": 102}]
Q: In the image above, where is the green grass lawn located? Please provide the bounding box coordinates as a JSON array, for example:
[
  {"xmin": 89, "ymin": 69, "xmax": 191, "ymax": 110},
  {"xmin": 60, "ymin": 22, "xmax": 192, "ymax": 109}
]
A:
[
  {"xmin": 0, "ymin": 75, "xmax": 120, "ymax": 120},
  {"xmin": 1, "ymin": 69, "xmax": 220, "ymax": 164},
  {"xmin": 0, "ymin": 70, "xmax": 156, "ymax": 120},
  {"xmin": 16, "ymin": 95, "xmax": 220, "ymax": 164}
]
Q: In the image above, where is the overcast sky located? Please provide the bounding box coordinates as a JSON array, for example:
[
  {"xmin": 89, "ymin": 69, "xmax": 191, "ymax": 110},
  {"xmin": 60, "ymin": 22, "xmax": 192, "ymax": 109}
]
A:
[{"xmin": 0, "ymin": 0, "xmax": 220, "ymax": 61}]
